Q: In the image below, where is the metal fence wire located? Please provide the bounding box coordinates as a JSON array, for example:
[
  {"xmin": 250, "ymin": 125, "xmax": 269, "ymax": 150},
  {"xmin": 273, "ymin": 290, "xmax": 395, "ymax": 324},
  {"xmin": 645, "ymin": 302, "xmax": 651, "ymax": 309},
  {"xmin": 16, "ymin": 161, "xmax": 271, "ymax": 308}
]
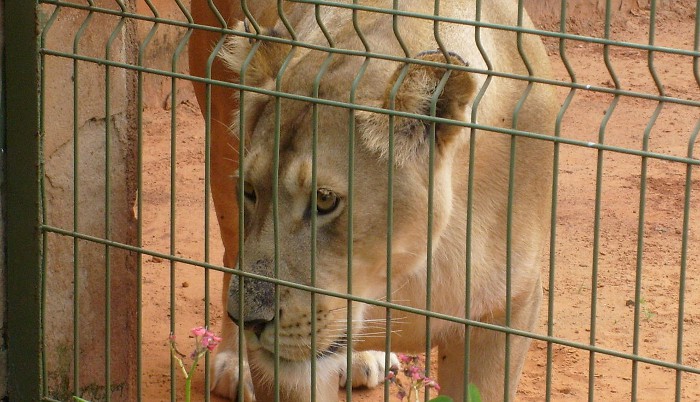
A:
[{"xmin": 5, "ymin": 0, "xmax": 700, "ymax": 401}]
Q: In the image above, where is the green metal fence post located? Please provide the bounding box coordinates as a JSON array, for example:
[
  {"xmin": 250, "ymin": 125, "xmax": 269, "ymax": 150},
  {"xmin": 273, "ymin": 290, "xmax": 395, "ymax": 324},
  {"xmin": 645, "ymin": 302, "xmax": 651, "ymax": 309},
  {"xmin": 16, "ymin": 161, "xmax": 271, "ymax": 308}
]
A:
[{"xmin": 5, "ymin": 1, "xmax": 42, "ymax": 400}]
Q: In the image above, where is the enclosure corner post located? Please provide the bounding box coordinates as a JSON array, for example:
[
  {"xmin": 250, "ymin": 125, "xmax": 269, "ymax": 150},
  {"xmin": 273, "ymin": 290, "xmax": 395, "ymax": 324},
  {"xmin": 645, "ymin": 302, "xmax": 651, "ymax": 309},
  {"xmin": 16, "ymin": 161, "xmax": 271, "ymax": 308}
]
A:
[{"xmin": 4, "ymin": 0, "xmax": 43, "ymax": 401}]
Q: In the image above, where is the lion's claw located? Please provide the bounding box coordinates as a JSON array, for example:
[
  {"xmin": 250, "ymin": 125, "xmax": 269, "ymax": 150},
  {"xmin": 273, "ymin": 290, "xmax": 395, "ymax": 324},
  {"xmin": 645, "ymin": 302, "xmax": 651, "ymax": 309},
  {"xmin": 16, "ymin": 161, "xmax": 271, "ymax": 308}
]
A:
[{"xmin": 340, "ymin": 351, "xmax": 399, "ymax": 389}]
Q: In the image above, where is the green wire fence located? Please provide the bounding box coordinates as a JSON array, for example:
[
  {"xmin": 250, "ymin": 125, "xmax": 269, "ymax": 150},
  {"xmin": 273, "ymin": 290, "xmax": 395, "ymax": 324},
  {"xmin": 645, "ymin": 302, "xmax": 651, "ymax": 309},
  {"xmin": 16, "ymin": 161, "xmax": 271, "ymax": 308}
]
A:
[{"xmin": 5, "ymin": 0, "xmax": 700, "ymax": 401}]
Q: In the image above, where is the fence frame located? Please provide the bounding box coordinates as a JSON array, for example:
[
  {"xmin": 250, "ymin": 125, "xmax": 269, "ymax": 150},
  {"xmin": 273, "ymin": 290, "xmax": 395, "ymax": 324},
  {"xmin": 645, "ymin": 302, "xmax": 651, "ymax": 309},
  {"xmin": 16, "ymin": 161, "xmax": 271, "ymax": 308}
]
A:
[
  {"xmin": 4, "ymin": 0, "xmax": 700, "ymax": 401},
  {"xmin": 4, "ymin": 1, "xmax": 43, "ymax": 400}
]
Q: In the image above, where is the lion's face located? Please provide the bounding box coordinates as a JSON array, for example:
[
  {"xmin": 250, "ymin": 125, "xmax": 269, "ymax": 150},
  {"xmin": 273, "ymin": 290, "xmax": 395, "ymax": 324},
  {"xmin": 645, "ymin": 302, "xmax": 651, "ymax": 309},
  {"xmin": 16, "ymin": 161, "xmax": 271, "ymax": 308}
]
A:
[
  {"xmin": 229, "ymin": 101, "xmax": 425, "ymax": 363},
  {"xmin": 222, "ymin": 28, "xmax": 475, "ymax": 366}
]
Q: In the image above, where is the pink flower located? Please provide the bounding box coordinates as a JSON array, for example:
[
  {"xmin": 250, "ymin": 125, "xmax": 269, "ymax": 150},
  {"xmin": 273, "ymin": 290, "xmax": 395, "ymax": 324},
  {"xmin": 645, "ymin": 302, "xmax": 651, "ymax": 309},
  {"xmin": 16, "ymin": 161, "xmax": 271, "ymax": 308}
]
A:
[
  {"xmin": 397, "ymin": 389, "xmax": 406, "ymax": 401},
  {"xmin": 201, "ymin": 332, "xmax": 222, "ymax": 352},
  {"xmin": 408, "ymin": 366, "xmax": 423, "ymax": 381},
  {"xmin": 424, "ymin": 377, "xmax": 441, "ymax": 391},
  {"xmin": 191, "ymin": 326, "xmax": 207, "ymax": 337},
  {"xmin": 386, "ymin": 353, "xmax": 444, "ymax": 401},
  {"xmin": 397, "ymin": 353, "xmax": 413, "ymax": 365}
]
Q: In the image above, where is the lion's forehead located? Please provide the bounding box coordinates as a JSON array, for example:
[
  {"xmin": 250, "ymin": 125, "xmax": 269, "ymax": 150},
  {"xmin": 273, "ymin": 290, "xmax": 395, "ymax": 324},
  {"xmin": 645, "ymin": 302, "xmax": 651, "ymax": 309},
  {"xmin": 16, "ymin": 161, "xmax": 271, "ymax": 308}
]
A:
[
  {"xmin": 282, "ymin": 157, "xmax": 312, "ymax": 198},
  {"xmin": 244, "ymin": 102, "xmax": 353, "ymax": 193},
  {"xmin": 247, "ymin": 154, "xmax": 350, "ymax": 199}
]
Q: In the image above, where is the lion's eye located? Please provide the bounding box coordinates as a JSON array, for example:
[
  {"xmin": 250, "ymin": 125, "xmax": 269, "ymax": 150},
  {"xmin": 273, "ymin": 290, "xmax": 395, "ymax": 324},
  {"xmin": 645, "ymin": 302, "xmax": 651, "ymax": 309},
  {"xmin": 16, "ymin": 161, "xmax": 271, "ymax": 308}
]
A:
[
  {"xmin": 316, "ymin": 188, "xmax": 339, "ymax": 215},
  {"xmin": 241, "ymin": 181, "xmax": 256, "ymax": 203}
]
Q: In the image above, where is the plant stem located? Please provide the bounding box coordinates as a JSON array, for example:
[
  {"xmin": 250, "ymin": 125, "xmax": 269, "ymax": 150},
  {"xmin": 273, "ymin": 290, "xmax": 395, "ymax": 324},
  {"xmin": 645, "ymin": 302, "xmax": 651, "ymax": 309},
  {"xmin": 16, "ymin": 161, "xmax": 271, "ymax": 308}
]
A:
[{"xmin": 183, "ymin": 352, "xmax": 201, "ymax": 402}]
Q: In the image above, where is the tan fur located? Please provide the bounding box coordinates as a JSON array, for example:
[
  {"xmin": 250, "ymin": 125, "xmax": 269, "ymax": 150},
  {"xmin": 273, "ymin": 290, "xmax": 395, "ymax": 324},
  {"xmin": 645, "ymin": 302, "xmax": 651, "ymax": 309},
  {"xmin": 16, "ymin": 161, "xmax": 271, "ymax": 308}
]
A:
[{"xmin": 211, "ymin": 1, "xmax": 556, "ymax": 400}]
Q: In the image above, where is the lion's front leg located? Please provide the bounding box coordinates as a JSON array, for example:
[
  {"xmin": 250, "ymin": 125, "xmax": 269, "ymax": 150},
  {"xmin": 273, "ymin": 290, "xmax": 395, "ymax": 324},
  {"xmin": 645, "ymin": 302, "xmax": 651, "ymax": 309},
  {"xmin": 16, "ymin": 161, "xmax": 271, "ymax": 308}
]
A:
[
  {"xmin": 246, "ymin": 348, "xmax": 395, "ymax": 401},
  {"xmin": 211, "ymin": 348, "xmax": 255, "ymax": 401},
  {"xmin": 210, "ymin": 270, "xmax": 256, "ymax": 401},
  {"xmin": 251, "ymin": 375, "xmax": 339, "ymax": 402},
  {"xmin": 244, "ymin": 353, "xmax": 340, "ymax": 402},
  {"xmin": 439, "ymin": 279, "xmax": 543, "ymax": 401}
]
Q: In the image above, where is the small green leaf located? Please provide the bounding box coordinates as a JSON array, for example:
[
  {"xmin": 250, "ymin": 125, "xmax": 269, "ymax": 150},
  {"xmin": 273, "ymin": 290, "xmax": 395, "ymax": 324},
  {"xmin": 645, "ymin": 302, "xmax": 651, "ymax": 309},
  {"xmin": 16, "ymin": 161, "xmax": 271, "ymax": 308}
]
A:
[
  {"xmin": 468, "ymin": 383, "xmax": 483, "ymax": 402},
  {"xmin": 429, "ymin": 396, "xmax": 454, "ymax": 402},
  {"xmin": 73, "ymin": 397, "xmax": 90, "ymax": 402}
]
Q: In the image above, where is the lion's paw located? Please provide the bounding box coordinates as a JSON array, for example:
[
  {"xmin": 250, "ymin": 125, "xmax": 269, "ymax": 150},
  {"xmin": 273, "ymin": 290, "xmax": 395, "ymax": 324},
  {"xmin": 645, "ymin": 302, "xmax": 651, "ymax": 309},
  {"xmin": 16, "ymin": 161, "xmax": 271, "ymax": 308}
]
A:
[
  {"xmin": 211, "ymin": 350, "xmax": 256, "ymax": 401},
  {"xmin": 340, "ymin": 350, "xmax": 399, "ymax": 389}
]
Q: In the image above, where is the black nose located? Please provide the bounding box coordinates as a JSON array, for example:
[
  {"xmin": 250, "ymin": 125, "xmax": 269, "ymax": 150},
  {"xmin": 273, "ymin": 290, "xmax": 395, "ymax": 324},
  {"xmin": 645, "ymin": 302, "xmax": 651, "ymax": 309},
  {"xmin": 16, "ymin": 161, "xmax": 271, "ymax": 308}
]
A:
[
  {"xmin": 243, "ymin": 319, "xmax": 270, "ymax": 338},
  {"xmin": 227, "ymin": 276, "xmax": 277, "ymax": 324}
]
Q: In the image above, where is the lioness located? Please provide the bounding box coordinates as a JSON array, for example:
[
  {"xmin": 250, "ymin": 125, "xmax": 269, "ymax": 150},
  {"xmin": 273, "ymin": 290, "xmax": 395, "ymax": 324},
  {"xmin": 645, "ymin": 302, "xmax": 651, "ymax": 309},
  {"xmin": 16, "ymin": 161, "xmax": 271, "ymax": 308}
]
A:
[
  {"xmin": 192, "ymin": 0, "xmax": 556, "ymax": 400},
  {"xmin": 190, "ymin": 0, "xmax": 398, "ymax": 398}
]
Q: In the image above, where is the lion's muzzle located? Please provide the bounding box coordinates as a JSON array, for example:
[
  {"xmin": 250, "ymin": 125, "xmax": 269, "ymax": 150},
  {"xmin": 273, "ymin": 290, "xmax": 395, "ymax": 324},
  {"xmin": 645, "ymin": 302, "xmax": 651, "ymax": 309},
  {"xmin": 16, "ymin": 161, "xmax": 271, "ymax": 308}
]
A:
[{"xmin": 227, "ymin": 266, "xmax": 277, "ymax": 336}]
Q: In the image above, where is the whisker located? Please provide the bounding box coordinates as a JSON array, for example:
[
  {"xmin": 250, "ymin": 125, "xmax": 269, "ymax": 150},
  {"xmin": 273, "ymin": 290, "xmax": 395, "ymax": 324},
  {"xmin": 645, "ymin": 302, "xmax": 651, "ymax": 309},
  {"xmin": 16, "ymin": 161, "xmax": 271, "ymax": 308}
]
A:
[
  {"xmin": 347, "ymin": 331, "xmax": 403, "ymax": 338},
  {"xmin": 325, "ymin": 322, "xmax": 397, "ymax": 328},
  {"xmin": 321, "ymin": 327, "xmax": 403, "ymax": 337},
  {"xmin": 210, "ymin": 116, "xmax": 231, "ymax": 129},
  {"xmin": 329, "ymin": 325, "xmax": 397, "ymax": 332},
  {"xmin": 225, "ymin": 133, "xmax": 250, "ymax": 153},
  {"xmin": 324, "ymin": 327, "xmax": 393, "ymax": 334},
  {"xmin": 327, "ymin": 318, "xmax": 406, "ymax": 325},
  {"xmin": 352, "ymin": 317, "xmax": 407, "ymax": 323}
]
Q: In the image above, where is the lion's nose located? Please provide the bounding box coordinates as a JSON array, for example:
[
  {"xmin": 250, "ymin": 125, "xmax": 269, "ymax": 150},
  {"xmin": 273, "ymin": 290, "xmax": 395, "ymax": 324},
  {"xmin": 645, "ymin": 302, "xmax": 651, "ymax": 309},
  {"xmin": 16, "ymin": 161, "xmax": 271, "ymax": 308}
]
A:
[
  {"xmin": 243, "ymin": 319, "xmax": 270, "ymax": 338},
  {"xmin": 227, "ymin": 273, "xmax": 277, "ymax": 328}
]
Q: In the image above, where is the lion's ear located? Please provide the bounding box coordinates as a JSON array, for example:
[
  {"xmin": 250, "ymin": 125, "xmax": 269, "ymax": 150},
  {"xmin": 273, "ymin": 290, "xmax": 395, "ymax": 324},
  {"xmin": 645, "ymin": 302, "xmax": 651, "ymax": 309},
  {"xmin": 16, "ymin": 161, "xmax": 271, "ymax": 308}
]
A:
[
  {"xmin": 358, "ymin": 51, "xmax": 476, "ymax": 164},
  {"xmin": 219, "ymin": 20, "xmax": 293, "ymax": 90},
  {"xmin": 390, "ymin": 50, "xmax": 475, "ymax": 123}
]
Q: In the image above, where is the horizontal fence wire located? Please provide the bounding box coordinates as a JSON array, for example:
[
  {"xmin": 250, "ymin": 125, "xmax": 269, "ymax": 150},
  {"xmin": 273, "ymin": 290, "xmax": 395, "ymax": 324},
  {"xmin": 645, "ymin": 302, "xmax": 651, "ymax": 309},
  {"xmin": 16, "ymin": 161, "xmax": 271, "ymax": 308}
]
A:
[
  {"xmin": 37, "ymin": 1, "xmax": 700, "ymax": 109},
  {"xmin": 39, "ymin": 224, "xmax": 700, "ymax": 377},
  {"xmin": 37, "ymin": 0, "xmax": 700, "ymax": 59},
  {"xmin": 29, "ymin": 0, "xmax": 700, "ymax": 401},
  {"xmin": 32, "ymin": 49, "xmax": 700, "ymax": 166}
]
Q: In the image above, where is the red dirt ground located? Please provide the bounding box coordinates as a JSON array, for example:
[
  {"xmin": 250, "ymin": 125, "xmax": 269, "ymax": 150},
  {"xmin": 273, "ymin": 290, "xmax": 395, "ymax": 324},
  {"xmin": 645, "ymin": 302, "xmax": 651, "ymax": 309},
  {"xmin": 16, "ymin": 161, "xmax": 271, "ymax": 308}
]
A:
[{"xmin": 140, "ymin": 4, "xmax": 700, "ymax": 401}]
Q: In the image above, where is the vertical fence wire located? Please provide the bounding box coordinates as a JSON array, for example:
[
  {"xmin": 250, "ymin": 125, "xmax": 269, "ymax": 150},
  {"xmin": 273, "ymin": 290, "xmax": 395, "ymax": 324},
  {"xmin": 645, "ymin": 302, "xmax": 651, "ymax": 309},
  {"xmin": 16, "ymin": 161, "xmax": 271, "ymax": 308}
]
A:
[
  {"xmin": 465, "ymin": 1, "xmax": 494, "ymax": 398},
  {"xmin": 310, "ymin": 5, "xmax": 336, "ymax": 399},
  {"xmin": 273, "ymin": 6, "xmax": 298, "ymax": 396},
  {"xmin": 72, "ymin": 6, "xmax": 95, "ymax": 397},
  {"xmin": 102, "ymin": 3, "xmax": 129, "ymax": 399},
  {"xmin": 632, "ymin": 1, "xmax": 665, "ymax": 399},
  {"xmin": 237, "ymin": 5, "xmax": 253, "ymax": 401},
  {"xmin": 589, "ymin": 1, "xmax": 621, "ymax": 399},
  {"xmin": 169, "ymin": 4, "xmax": 193, "ymax": 398},
  {"xmin": 201, "ymin": 3, "xmax": 228, "ymax": 399},
  {"xmin": 425, "ymin": 4, "xmax": 451, "ymax": 399},
  {"xmin": 677, "ymin": 120, "xmax": 699, "ymax": 402},
  {"xmin": 236, "ymin": 18, "xmax": 264, "ymax": 400},
  {"xmin": 384, "ymin": 2, "xmax": 412, "ymax": 401},
  {"xmin": 677, "ymin": 5, "xmax": 700, "ymax": 398},
  {"xmin": 384, "ymin": 63, "xmax": 411, "ymax": 402},
  {"xmin": 39, "ymin": 5, "xmax": 62, "ymax": 399},
  {"xmin": 505, "ymin": 2, "xmax": 536, "ymax": 399},
  {"xmin": 136, "ymin": 3, "xmax": 161, "ymax": 400},
  {"xmin": 346, "ymin": 4, "xmax": 373, "ymax": 402},
  {"xmin": 546, "ymin": 1, "xmax": 577, "ymax": 400}
]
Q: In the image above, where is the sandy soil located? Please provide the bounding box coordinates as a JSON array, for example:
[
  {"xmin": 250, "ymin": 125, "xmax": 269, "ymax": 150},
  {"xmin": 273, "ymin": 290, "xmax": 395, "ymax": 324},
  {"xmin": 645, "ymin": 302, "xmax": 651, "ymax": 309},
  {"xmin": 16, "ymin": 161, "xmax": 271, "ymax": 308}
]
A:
[{"xmin": 140, "ymin": 5, "xmax": 700, "ymax": 401}]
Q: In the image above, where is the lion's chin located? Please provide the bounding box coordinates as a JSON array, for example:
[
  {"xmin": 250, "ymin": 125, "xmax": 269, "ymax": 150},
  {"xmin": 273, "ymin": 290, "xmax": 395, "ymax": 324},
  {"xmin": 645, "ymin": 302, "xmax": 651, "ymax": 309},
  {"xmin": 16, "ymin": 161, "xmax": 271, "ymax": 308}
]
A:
[
  {"xmin": 245, "ymin": 329, "xmax": 348, "ymax": 364},
  {"xmin": 245, "ymin": 338, "xmax": 348, "ymax": 391}
]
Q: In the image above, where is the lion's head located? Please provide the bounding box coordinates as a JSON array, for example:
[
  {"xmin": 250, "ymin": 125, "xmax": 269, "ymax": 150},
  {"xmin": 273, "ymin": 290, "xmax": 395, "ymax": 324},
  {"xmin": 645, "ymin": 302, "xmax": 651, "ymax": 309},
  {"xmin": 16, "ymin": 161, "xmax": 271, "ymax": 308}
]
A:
[{"xmin": 219, "ymin": 22, "xmax": 475, "ymax": 377}]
